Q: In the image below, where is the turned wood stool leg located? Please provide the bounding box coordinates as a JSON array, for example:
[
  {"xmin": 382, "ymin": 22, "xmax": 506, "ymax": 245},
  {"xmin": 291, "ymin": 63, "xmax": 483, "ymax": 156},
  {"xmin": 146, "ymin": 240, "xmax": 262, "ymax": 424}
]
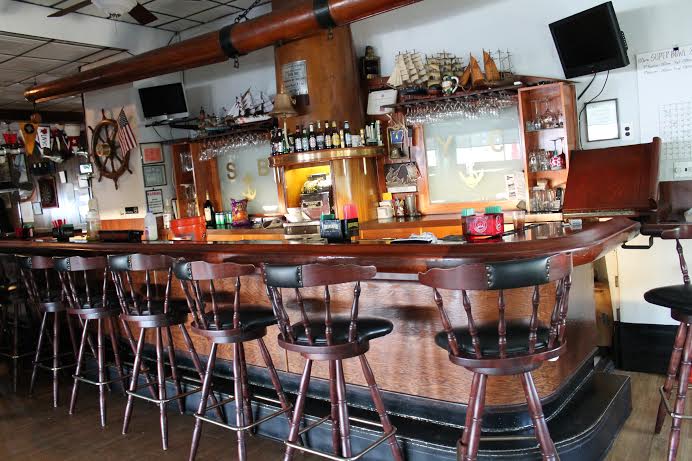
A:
[
  {"xmin": 256, "ymin": 337, "xmax": 294, "ymax": 426},
  {"xmin": 164, "ymin": 326, "xmax": 185, "ymax": 415},
  {"xmin": 238, "ymin": 342, "xmax": 255, "ymax": 433},
  {"xmin": 463, "ymin": 373, "xmax": 487, "ymax": 461},
  {"xmin": 69, "ymin": 318, "xmax": 90, "ymax": 415},
  {"xmin": 97, "ymin": 318, "xmax": 107, "ymax": 427},
  {"xmin": 284, "ymin": 359, "xmax": 313, "ymax": 461},
  {"xmin": 123, "ymin": 327, "xmax": 146, "ymax": 435},
  {"xmin": 52, "ymin": 312, "xmax": 61, "ymax": 408},
  {"xmin": 328, "ymin": 360, "xmax": 341, "ymax": 454},
  {"xmin": 122, "ymin": 319, "xmax": 157, "ymax": 399},
  {"xmin": 667, "ymin": 326, "xmax": 692, "ymax": 461},
  {"xmin": 107, "ymin": 317, "xmax": 126, "ymax": 393},
  {"xmin": 335, "ymin": 360, "xmax": 353, "ymax": 457},
  {"xmin": 155, "ymin": 327, "xmax": 169, "ymax": 450},
  {"xmin": 460, "ymin": 373, "xmax": 481, "ymax": 460},
  {"xmin": 65, "ymin": 313, "xmax": 79, "ymax": 359},
  {"xmin": 521, "ymin": 372, "xmax": 558, "ymax": 461},
  {"xmin": 359, "ymin": 354, "xmax": 404, "ymax": 461},
  {"xmin": 657, "ymin": 323, "xmax": 688, "ymax": 434},
  {"xmin": 179, "ymin": 324, "xmax": 224, "ymax": 421},
  {"xmin": 189, "ymin": 343, "xmax": 218, "ymax": 461},
  {"xmin": 29, "ymin": 312, "xmax": 48, "ymax": 397},
  {"xmin": 233, "ymin": 342, "xmax": 247, "ymax": 461}
]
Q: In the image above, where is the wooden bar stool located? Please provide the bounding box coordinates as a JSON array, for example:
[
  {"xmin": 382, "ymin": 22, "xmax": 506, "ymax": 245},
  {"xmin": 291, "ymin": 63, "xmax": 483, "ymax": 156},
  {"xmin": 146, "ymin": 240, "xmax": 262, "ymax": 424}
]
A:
[
  {"xmin": 418, "ymin": 254, "xmax": 573, "ymax": 461},
  {"xmin": 109, "ymin": 253, "xmax": 211, "ymax": 450},
  {"xmin": 0, "ymin": 281, "xmax": 33, "ymax": 393},
  {"xmin": 647, "ymin": 227, "xmax": 692, "ymax": 461},
  {"xmin": 17, "ymin": 255, "xmax": 80, "ymax": 407},
  {"xmin": 263, "ymin": 263, "xmax": 404, "ymax": 461},
  {"xmin": 54, "ymin": 255, "xmax": 129, "ymax": 427},
  {"xmin": 173, "ymin": 259, "xmax": 294, "ymax": 461}
]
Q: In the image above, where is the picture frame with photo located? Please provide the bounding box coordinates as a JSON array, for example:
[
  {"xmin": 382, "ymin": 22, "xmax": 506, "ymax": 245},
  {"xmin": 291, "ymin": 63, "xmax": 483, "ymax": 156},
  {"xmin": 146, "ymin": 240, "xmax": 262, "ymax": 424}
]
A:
[
  {"xmin": 142, "ymin": 164, "xmax": 167, "ymax": 187},
  {"xmin": 145, "ymin": 188, "xmax": 164, "ymax": 214},
  {"xmin": 140, "ymin": 142, "xmax": 164, "ymax": 164}
]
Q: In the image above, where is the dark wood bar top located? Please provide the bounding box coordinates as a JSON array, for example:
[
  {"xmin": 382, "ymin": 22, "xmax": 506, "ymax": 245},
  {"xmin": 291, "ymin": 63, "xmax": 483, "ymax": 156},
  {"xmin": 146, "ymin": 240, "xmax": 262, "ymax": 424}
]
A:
[{"xmin": 0, "ymin": 217, "xmax": 639, "ymax": 272}]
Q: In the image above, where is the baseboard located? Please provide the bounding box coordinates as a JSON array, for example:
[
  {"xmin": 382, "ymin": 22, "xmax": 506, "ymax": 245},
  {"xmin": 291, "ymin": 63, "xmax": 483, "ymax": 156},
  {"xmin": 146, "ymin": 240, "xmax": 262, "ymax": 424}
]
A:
[{"xmin": 613, "ymin": 321, "xmax": 677, "ymax": 374}]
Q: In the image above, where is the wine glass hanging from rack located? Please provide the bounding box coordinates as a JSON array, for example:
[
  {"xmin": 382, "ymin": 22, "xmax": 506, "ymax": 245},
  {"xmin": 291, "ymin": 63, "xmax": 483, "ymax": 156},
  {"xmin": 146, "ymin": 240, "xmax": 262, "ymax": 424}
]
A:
[
  {"xmin": 199, "ymin": 131, "xmax": 270, "ymax": 161},
  {"xmin": 404, "ymin": 91, "xmax": 518, "ymax": 125}
]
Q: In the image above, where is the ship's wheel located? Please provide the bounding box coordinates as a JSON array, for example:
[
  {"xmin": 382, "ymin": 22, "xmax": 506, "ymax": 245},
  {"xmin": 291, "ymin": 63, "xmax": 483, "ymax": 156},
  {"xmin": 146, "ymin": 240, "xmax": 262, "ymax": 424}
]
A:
[{"xmin": 89, "ymin": 111, "xmax": 132, "ymax": 189}]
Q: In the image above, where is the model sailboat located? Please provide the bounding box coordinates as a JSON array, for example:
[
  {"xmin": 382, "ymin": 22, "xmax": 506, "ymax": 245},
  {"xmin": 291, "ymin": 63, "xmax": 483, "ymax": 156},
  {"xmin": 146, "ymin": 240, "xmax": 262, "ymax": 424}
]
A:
[{"xmin": 387, "ymin": 51, "xmax": 429, "ymax": 89}]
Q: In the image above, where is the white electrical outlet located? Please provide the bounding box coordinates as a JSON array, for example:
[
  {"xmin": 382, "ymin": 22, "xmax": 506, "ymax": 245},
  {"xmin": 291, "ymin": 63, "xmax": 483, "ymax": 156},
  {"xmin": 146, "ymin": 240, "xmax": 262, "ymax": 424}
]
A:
[
  {"xmin": 622, "ymin": 121, "xmax": 633, "ymax": 138},
  {"xmin": 674, "ymin": 161, "xmax": 692, "ymax": 178}
]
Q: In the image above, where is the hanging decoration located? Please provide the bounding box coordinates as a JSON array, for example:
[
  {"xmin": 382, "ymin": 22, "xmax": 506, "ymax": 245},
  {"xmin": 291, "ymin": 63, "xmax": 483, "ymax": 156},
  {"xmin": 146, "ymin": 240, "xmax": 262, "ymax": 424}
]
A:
[
  {"xmin": 19, "ymin": 121, "xmax": 38, "ymax": 155},
  {"xmin": 89, "ymin": 109, "xmax": 133, "ymax": 189}
]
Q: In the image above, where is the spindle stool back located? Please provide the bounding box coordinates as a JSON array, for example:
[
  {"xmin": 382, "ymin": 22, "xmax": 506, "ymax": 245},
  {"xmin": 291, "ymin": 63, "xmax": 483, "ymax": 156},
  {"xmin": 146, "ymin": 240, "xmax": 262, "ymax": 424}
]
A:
[
  {"xmin": 263, "ymin": 263, "xmax": 404, "ymax": 461},
  {"xmin": 419, "ymin": 253, "xmax": 573, "ymax": 461},
  {"xmin": 17, "ymin": 255, "xmax": 78, "ymax": 407},
  {"xmin": 174, "ymin": 259, "xmax": 293, "ymax": 461}
]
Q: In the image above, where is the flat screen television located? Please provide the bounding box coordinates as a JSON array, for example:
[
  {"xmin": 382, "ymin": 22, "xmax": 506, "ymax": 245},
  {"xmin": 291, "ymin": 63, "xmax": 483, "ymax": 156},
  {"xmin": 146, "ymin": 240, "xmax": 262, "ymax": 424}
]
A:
[
  {"xmin": 138, "ymin": 82, "xmax": 189, "ymax": 121},
  {"xmin": 549, "ymin": 2, "xmax": 629, "ymax": 79}
]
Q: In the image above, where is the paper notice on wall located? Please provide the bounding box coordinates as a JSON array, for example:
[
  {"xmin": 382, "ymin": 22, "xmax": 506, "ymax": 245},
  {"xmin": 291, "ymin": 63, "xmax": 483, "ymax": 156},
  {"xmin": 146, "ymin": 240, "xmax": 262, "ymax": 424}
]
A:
[
  {"xmin": 281, "ymin": 60, "xmax": 308, "ymax": 96},
  {"xmin": 637, "ymin": 45, "xmax": 692, "ymax": 181}
]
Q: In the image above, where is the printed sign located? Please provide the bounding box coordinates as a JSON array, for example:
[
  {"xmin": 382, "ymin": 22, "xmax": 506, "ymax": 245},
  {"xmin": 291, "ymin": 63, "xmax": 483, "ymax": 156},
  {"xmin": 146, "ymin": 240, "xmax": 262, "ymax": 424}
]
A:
[{"xmin": 281, "ymin": 60, "xmax": 308, "ymax": 96}]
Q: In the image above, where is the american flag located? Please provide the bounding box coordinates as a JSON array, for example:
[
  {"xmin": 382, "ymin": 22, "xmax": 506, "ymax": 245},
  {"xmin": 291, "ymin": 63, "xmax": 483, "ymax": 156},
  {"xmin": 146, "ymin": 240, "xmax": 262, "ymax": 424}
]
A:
[{"xmin": 116, "ymin": 108, "xmax": 137, "ymax": 154}]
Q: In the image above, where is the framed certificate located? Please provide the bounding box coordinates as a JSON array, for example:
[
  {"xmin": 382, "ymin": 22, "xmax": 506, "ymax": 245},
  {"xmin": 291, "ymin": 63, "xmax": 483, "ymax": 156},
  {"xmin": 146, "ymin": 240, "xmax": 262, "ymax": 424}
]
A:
[
  {"xmin": 585, "ymin": 99, "xmax": 620, "ymax": 142},
  {"xmin": 141, "ymin": 142, "xmax": 164, "ymax": 164},
  {"xmin": 142, "ymin": 164, "xmax": 167, "ymax": 187},
  {"xmin": 145, "ymin": 189, "xmax": 164, "ymax": 214}
]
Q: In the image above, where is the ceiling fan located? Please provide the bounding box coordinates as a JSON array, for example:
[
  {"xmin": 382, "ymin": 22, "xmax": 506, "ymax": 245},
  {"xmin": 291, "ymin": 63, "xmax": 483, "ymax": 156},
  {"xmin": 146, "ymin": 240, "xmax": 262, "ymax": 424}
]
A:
[{"xmin": 47, "ymin": 0, "xmax": 159, "ymax": 25}]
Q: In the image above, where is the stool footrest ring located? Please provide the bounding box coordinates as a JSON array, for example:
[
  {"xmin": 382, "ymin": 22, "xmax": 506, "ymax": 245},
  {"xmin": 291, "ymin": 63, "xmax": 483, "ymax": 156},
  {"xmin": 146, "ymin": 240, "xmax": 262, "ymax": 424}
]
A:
[
  {"xmin": 126, "ymin": 385, "xmax": 201, "ymax": 404},
  {"xmin": 659, "ymin": 385, "xmax": 692, "ymax": 420},
  {"xmin": 195, "ymin": 397, "xmax": 292, "ymax": 432},
  {"xmin": 286, "ymin": 414, "xmax": 397, "ymax": 461},
  {"xmin": 73, "ymin": 371, "xmax": 132, "ymax": 387}
]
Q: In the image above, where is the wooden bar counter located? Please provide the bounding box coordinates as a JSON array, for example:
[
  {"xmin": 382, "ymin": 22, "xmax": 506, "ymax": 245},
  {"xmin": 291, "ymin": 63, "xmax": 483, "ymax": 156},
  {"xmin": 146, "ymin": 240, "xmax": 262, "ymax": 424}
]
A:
[{"xmin": 0, "ymin": 217, "xmax": 639, "ymax": 460}]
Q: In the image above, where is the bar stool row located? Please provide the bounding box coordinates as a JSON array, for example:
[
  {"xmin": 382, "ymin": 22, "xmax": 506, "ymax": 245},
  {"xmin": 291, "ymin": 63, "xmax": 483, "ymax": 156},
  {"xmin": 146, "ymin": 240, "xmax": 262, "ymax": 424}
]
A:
[{"xmin": 3, "ymin": 252, "xmax": 578, "ymax": 461}]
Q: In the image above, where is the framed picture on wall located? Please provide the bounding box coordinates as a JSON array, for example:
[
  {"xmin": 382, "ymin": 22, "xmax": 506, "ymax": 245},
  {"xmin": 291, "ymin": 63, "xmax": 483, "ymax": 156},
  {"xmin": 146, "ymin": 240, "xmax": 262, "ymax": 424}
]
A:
[
  {"xmin": 142, "ymin": 164, "xmax": 167, "ymax": 187},
  {"xmin": 141, "ymin": 142, "xmax": 164, "ymax": 164},
  {"xmin": 38, "ymin": 176, "xmax": 59, "ymax": 208},
  {"xmin": 145, "ymin": 189, "xmax": 164, "ymax": 214},
  {"xmin": 32, "ymin": 202, "xmax": 42, "ymax": 215},
  {"xmin": 585, "ymin": 99, "xmax": 620, "ymax": 142}
]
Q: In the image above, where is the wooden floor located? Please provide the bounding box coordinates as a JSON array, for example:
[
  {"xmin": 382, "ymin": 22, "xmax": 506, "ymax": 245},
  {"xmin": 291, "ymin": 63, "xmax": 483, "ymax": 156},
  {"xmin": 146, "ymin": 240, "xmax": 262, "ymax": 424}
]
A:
[{"xmin": 0, "ymin": 365, "xmax": 689, "ymax": 460}]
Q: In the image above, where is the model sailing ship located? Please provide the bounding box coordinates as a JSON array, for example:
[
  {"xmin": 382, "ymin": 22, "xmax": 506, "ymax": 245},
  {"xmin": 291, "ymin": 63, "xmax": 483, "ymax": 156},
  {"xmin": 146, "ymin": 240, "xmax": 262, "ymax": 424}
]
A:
[
  {"xmin": 225, "ymin": 89, "xmax": 273, "ymax": 125},
  {"xmin": 387, "ymin": 51, "xmax": 429, "ymax": 90},
  {"xmin": 426, "ymin": 51, "xmax": 464, "ymax": 88}
]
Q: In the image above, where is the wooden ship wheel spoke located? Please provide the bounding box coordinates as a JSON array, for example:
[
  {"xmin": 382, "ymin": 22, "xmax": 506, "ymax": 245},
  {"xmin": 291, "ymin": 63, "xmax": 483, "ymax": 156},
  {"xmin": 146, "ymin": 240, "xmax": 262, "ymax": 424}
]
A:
[{"xmin": 88, "ymin": 110, "xmax": 134, "ymax": 190}]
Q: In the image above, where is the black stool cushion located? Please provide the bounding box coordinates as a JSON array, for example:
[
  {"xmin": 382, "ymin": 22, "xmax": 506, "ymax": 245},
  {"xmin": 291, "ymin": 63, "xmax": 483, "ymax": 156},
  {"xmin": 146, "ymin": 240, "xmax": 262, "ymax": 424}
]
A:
[
  {"xmin": 290, "ymin": 317, "xmax": 393, "ymax": 346},
  {"xmin": 644, "ymin": 284, "xmax": 692, "ymax": 312},
  {"xmin": 435, "ymin": 322, "xmax": 551, "ymax": 356},
  {"xmin": 202, "ymin": 307, "xmax": 277, "ymax": 331}
]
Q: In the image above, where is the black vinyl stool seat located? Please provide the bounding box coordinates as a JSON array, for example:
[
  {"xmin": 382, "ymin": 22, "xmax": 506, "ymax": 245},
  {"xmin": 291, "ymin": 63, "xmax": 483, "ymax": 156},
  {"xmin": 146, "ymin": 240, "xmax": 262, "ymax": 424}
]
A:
[
  {"xmin": 18, "ymin": 255, "xmax": 80, "ymax": 408},
  {"xmin": 54, "ymin": 256, "xmax": 128, "ymax": 427},
  {"xmin": 109, "ymin": 253, "xmax": 212, "ymax": 451},
  {"xmin": 263, "ymin": 263, "xmax": 404, "ymax": 461},
  {"xmin": 419, "ymin": 254, "xmax": 573, "ymax": 461},
  {"xmin": 173, "ymin": 259, "xmax": 294, "ymax": 461},
  {"xmin": 647, "ymin": 227, "xmax": 692, "ymax": 461}
]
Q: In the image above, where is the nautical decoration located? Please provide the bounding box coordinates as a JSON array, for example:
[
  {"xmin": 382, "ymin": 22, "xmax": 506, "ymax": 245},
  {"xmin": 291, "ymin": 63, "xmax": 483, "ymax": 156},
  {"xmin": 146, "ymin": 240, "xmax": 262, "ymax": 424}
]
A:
[{"xmin": 88, "ymin": 109, "xmax": 133, "ymax": 189}]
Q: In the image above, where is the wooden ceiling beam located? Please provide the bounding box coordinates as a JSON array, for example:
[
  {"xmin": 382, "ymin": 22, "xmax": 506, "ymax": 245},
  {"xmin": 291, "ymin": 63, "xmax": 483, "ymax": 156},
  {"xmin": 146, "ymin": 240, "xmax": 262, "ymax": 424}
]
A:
[
  {"xmin": 0, "ymin": 109, "xmax": 84, "ymax": 124},
  {"xmin": 24, "ymin": 0, "xmax": 421, "ymax": 103}
]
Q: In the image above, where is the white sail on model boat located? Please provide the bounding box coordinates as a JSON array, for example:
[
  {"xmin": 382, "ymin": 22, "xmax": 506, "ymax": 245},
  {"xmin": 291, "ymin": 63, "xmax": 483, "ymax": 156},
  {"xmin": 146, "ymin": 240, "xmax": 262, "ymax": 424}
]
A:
[{"xmin": 387, "ymin": 51, "xmax": 428, "ymax": 88}]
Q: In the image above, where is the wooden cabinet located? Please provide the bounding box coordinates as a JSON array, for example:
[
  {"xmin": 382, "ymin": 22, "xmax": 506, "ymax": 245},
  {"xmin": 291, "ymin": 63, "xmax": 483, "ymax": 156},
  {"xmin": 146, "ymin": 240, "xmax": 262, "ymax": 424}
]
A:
[
  {"xmin": 518, "ymin": 82, "xmax": 577, "ymax": 211},
  {"xmin": 171, "ymin": 142, "xmax": 222, "ymax": 219}
]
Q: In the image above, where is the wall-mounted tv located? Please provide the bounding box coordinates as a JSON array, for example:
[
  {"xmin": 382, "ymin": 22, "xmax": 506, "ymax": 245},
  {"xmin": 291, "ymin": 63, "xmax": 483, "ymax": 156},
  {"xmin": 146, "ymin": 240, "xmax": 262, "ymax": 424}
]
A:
[
  {"xmin": 138, "ymin": 82, "xmax": 189, "ymax": 122},
  {"xmin": 549, "ymin": 2, "xmax": 629, "ymax": 79}
]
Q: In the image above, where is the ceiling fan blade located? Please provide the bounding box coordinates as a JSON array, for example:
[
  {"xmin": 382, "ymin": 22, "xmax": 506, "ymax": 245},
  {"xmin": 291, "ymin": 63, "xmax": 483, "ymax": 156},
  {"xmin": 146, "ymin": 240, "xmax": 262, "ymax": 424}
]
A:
[
  {"xmin": 128, "ymin": 3, "xmax": 157, "ymax": 25},
  {"xmin": 47, "ymin": 0, "xmax": 93, "ymax": 17}
]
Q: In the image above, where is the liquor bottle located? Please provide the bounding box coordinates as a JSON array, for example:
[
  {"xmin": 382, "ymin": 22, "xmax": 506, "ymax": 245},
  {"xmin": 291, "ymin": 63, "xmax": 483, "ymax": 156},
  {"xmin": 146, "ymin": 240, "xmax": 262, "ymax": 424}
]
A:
[
  {"xmin": 203, "ymin": 192, "xmax": 215, "ymax": 229},
  {"xmin": 308, "ymin": 123, "xmax": 317, "ymax": 150},
  {"xmin": 324, "ymin": 120, "xmax": 333, "ymax": 149},
  {"xmin": 270, "ymin": 128, "xmax": 277, "ymax": 155},
  {"xmin": 339, "ymin": 129, "xmax": 345, "ymax": 148},
  {"xmin": 276, "ymin": 128, "xmax": 284, "ymax": 155},
  {"xmin": 287, "ymin": 129, "xmax": 295, "ymax": 153},
  {"xmin": 316, "ymin": 121, "xmax": 325, "ymax": 150},
  {"xmin": 294, "ymin": 125, "xmax": 303, "ymax": 152},
  {"xmin": 343, "ymin": 121, "xmax": 352, "ymax": 148},
  {"xmin": 331, "ymin": 121, "xmax": 340, "ymax": 149},
  {"xmin": 302, "ymin": 127, "xmax": 310, "ymax": 152}
]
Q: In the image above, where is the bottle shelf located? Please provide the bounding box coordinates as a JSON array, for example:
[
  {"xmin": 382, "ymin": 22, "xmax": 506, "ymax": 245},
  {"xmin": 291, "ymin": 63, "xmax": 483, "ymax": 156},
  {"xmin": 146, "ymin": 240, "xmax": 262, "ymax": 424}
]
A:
[{"xmin": 268, "ymin": 146, "xmax": 385, "ymax": 168}]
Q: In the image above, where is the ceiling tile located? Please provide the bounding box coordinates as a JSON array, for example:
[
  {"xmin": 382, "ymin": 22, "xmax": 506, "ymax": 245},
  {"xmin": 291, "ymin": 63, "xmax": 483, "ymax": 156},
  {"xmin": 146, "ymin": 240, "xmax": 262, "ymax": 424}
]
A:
[
  {"xmin": 0, "ymin": 56, "xmax": 66, "ymax": 73},
  {"xmin": 186, "ymin": 5, "xmax": 237, "ymax": 22},
  {"xmin": 25, "ymin": 42, "xmax": 99, "ymax": 62},
  {"xmin": 47, "ymin": 61, "xmax": 84, "ymax": 75},
  {"xmin": 0, "ymin": 33, "xmax": 46, "ymax": 56},
  {"xmin": 20, "ymin": 73, "xmax": 63, "ymax": 85},
  {"xmin": 0, "ymin": 54, "xmax": 14, "ymax": 64},
  {"xmin": 226, "ymin": 0, "xmax": 268, "ymax": 10},
  {"xmin": 158, "ymin": 18, "xmax": 198, "ymax": 31},
  {"xmin": 78, "ymin": 48, "xmax": 121, "ymax": 63},
  {"xmin": 146, "ymin": 0, "xmax": 216, "ymax": 18},
  {"xmin": 0, "ymin": 70, "xmax": 37, "ymax": 86},
  {"xmin": 16, "ymin": 0, "xmax": 62, "ymax": 6},
  {"xmin": 2, "ymin": 101, "xmax": 35, "ymax": 110},
  {"xmin": 141, "ymin": 12, "xmax": 177, "ymax": 27},
  {"xmin": 77, "ymin": 4, "xmax": 111, "ymax": 17}
]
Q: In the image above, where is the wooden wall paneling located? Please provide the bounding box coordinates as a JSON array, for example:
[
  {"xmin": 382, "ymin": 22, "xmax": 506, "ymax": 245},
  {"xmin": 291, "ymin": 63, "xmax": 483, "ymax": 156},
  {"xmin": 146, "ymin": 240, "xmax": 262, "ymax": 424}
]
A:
[
  {"xmin": 190, "ymin": 143, "xmax": 222, "ymax": 214},
  {"xmin": 171, "ymin": 142, "xmax": 193, "ymax": 218},
  {"xmin": 331, "ymin": 157, "xmax": 380, "ymax": 221}
]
